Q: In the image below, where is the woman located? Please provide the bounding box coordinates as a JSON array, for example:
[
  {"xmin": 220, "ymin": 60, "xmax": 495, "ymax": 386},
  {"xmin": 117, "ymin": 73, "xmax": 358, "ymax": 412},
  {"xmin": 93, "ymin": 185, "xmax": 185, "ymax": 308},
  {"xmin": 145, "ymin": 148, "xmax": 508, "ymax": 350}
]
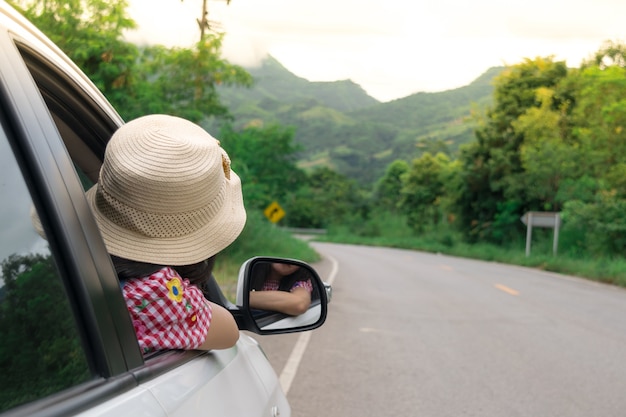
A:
[{"xmin": 86, "ymin": 114, "xmax": 245, "ymax": 354}]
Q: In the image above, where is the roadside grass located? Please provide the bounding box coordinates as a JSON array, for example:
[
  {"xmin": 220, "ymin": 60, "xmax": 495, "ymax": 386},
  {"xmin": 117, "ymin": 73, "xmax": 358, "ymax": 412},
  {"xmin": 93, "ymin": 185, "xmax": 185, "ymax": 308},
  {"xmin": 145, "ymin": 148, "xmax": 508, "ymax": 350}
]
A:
[
  {"xmin": 215, "ymin": 210, "xmax": 626, "ymax": 301},
  {"xmin": 214, "ymin": 210, "xmax": 320, "ymax": 301},
  {"xmin": 316, "ymin": 212, "xmax": 626, "ymax": 288}
]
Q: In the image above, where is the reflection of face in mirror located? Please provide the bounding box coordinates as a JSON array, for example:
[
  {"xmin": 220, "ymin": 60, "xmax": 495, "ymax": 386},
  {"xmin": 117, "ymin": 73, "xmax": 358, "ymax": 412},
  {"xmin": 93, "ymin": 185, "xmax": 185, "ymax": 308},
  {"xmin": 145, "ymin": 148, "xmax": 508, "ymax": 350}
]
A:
[
  {"xmin": 249, "ymin": 262, "xmax": 313, "ymax": 316},
  {"xmin": 271, "ymin": 262, "xmax": 300, "ymax": 277}
]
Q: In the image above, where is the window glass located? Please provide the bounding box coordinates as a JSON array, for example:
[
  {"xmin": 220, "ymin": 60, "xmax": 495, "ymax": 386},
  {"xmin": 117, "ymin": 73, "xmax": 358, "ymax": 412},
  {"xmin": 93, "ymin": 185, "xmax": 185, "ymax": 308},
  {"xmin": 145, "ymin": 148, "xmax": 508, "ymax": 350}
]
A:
[{"xmin": 0, "ymin": 128, "xmax": 92, "ymax": 412}]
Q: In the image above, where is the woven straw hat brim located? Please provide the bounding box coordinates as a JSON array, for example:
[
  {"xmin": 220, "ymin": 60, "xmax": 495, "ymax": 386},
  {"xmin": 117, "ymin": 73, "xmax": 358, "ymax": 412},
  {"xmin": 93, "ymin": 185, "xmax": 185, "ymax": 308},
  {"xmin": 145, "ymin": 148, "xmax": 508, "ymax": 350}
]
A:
[{"xmin": 85, "ymin": 170, "xmax": 246, "ymax": 266}]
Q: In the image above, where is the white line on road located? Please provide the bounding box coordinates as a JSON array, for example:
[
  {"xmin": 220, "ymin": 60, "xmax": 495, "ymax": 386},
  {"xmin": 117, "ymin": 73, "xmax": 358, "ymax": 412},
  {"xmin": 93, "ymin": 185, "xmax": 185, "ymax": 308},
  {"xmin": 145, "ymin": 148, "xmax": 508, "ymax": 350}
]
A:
[{"xmin": 279, "ymin": 254, "xmax": 338, "ymax": 395}]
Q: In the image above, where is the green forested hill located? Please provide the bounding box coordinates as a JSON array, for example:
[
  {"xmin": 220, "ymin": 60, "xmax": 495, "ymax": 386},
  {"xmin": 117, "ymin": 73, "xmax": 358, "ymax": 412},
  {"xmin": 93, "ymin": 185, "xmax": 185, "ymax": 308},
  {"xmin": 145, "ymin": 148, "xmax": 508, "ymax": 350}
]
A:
[
  {"xmin": 220, "ymin": 56, "xmax": 379, "ymax": 113},
  {"xmin": 350, "ymin": 66, "xmax": 502, "ymax": 131},
  {"xmin": 217, "ymin": 56, "xmax": 504, "ymax": 185}
]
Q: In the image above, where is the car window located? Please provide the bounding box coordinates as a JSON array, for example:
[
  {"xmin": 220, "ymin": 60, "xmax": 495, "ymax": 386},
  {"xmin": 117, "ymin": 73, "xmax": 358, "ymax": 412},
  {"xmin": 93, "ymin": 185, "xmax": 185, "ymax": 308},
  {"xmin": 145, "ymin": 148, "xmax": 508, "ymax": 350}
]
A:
[{"xmin": 0, "ymin": 127, "xmax": 92, "ymax": 413}]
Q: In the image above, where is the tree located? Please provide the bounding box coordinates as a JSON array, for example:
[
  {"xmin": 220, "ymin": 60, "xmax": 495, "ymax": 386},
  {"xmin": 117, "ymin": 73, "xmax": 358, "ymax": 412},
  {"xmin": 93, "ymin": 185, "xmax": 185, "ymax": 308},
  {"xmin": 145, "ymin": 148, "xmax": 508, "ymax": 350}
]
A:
[
  {"xmin": 218, "ymin": 123, "xmax": 305, "ymax": 211},
  {"xmin": 512, "ymin": 87, "xmax": 578, "ymax": 211},
  {"xmin": 373, "ymin": 159, "xmax": 409, "ymax": 212},
  {"xmin": 400, "ymin": 152, "xmax": 449, "ymax": 232},
  {"xmin": 567, "ymin": 65, "xmax": 626, "ymax": 179},
  {"xmin": 285, "ymin": 167, "xmax": 365, "ymax": 229},
  {"xmin": 554, "ymin": 42, "xmax": 626, "ymax": 257},
  {"xmin": 582, "ymin": 40, "xmax": 626, "ymax": 69},
  {"xmin": 9, "ymin": 0, "xmax": 139, "ymax": 108},
  {"xmin": 562, "ymin": 191, "xmax": 626, "ymax": 256},
  {"xmin": 9, "ymin": 0, "xmax": 253, "ymax": 122},
  {"xmin": 126, "ymin": 36, "xmax": 253, "ymax": 121},
  {"xmin": 455, "ymin": 57, "xmax": 569, "ymax": 243},
  {"xmin": 0, "ymin": 253, "xmax": 89, "ymax": 410}
]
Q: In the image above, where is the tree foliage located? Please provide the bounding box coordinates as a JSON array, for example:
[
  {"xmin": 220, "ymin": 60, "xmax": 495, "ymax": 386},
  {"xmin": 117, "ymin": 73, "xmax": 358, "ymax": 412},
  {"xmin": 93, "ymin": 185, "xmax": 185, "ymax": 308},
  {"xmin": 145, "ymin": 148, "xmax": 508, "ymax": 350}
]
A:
[
  {"xmin": 400, "ymin": 153, "xmax": 450, "ymax": 232},
  {"xmin": 363, "ymin": 44, "xmax": 626, "ymax": 257},
  {"xmin": 9, "ymin": 0, "xmax": 139, "ymax": 107},
  {"xmin": 9, "ymin": 0, "xmax": 252, "ymax": 122},
  {"xmin": 454, "ymin": 57, "xmax": 569, "ymax": 243},
  {"xmin": 373, "ymin": 159, "xmax": 409, "ymax": 212},
  {"xmin": 0, "ymin": 254, "xmax": 90, "ymax": 411},
  {"xmin": 285, "ymin": 167, "xmax": 366, "ymax": 229},
  {"xmin": 124, "ymin": 37, "xmax": 253, "ymax": 122},
  {"xmin": 218, "ymin": 123, "xmax": 305, "ymax": 211},
  {"xmin": 512, "ymin": 87, "xmax": 575, "ymax": 209}
]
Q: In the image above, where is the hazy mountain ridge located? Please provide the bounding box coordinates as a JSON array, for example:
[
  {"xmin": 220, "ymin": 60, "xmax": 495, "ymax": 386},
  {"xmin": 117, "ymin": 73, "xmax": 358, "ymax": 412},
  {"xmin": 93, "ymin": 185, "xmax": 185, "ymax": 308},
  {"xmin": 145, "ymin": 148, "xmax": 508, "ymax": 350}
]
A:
[
  {"xmin": 222, "ymin": 56, "xmax": 379, "ymax": 112},
  {"xmin": 217, "ymin": 56, "xmax": 504, "ymax": 185},
  {"xmin": 351, "ymin": 66, "xmax": 503, "ymax": 131}
]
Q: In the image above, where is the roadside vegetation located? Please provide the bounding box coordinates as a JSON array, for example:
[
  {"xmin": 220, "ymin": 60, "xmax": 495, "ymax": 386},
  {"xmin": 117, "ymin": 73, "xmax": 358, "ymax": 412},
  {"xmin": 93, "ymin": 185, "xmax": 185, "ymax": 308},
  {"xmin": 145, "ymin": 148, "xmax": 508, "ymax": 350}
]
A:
[
  {"xmin": 214, "ymin": 212, "xmax": 319, "ymax": 300},
  {"xmin": 9, "ymin": 0, "xmax": 626, "ymax": 291},
  {"xmin": 319, "ymin": 211, "xmax": 626, "ymax": 288}
]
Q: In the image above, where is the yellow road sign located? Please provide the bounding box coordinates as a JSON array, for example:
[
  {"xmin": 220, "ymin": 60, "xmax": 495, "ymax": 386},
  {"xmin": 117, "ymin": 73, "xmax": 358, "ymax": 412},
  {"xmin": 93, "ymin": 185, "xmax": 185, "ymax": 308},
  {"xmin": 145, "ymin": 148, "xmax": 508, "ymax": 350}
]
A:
[{"xmin": 264, "ymin": 201, "xmax": 285, "ymax": 224}]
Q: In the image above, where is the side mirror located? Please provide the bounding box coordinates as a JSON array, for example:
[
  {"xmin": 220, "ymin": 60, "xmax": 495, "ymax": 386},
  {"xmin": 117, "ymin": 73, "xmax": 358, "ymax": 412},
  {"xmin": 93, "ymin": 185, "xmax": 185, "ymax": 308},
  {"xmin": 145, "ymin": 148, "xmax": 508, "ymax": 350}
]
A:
[{"xmin": 233, "ymin": 257, "xmax": 329, "ymax": 335}]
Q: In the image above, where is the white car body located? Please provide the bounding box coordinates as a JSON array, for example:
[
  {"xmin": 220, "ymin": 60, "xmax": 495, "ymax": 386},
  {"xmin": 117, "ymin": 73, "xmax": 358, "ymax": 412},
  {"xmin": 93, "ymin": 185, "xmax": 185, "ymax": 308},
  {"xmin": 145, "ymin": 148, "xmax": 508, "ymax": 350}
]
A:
[{"xmin": 77, "ymin": 337, "xmax": 289, "ymax": 417}]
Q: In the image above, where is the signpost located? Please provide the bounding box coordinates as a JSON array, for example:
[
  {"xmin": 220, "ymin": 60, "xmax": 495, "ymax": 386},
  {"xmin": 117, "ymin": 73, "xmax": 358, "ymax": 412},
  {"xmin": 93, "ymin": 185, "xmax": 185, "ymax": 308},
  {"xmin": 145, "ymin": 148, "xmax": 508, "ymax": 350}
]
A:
[
  {"xmin": 520, "ymin": 211, "xmax": 561, "ymax": 257},
  {"xmin": 264, "ymin": 201, "xmax": 285, "ymax": 224}
]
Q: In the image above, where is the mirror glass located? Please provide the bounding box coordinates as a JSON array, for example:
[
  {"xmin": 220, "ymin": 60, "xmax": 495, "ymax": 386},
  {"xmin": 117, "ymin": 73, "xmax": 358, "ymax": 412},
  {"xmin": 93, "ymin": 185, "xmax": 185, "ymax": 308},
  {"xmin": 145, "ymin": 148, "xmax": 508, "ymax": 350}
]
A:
[{"xmin": 244, "ymin": 259, "xmax": 325, "ymax": 331}]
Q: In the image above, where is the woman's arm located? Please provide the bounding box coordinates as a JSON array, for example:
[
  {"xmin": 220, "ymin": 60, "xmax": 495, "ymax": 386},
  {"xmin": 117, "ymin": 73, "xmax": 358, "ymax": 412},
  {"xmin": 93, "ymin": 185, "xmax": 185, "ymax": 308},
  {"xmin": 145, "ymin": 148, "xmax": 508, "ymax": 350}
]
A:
[
  {"xmin": 197, "ymin": 301, "xmax": 240, "ymax": 350},
  {"xmin": 249, "ymin": 287, "xmax": 311, "ymax": 316}
]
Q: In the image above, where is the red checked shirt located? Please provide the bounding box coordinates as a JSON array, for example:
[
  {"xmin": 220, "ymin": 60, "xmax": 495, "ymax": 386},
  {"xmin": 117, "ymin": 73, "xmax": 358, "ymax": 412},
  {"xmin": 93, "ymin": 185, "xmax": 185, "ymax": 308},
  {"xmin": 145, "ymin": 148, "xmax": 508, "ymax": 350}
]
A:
[
  {"xmin": 122, "ymin": 267, "xmax": 212, "ymax": 354},
  {"xmin": 261, "ymin": 278, "xmax": 313, "ymax": 293}
]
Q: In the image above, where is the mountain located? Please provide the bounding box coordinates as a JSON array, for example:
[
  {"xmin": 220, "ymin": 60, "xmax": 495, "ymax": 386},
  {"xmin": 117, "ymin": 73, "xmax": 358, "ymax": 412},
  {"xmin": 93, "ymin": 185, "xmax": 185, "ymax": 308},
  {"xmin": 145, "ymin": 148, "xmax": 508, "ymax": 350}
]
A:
[
  {"xmin": 217, "ymin": 56, "xmax": 504, "ymax": 185},
  {"xmin": 221, "ymin": 56, "xmax": 379, "ymax": 113},
  {"xmin": 350, "ymin": 66, "xmax": 502, "ymax": 131}
]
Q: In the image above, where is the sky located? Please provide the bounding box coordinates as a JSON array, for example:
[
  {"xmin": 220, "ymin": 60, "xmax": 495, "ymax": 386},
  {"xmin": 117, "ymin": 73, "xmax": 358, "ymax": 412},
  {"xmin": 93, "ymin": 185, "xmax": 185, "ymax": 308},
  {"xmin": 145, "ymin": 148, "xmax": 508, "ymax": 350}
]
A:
[{"xmin": 125, "ymin": 0, "xmax": 626, "ymax": 102}]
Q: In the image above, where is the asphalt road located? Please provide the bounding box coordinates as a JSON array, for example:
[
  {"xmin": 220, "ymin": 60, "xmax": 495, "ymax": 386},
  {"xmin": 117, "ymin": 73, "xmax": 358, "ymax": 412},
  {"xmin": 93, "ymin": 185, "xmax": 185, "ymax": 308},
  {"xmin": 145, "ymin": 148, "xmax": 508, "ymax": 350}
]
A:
[{"xmin": 251, "ymin": 242, "xmax": 626, "ymax": 417}]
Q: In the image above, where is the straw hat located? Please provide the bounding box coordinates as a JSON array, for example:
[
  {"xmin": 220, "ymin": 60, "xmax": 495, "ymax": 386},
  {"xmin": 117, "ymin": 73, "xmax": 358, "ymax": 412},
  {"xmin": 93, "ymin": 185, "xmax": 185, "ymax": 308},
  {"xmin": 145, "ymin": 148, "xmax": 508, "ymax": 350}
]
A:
[{"xmin": 85, "ymin": 114, "xmax": 246, "ymax": 265}]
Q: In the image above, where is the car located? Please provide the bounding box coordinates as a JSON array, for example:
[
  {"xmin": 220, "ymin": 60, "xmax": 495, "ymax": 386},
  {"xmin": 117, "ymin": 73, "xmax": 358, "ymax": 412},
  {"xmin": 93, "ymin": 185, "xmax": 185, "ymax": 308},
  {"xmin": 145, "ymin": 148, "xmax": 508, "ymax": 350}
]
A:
[{"xmin": 0, "ymin": 2, "xmax": 328, "ymax": 416}]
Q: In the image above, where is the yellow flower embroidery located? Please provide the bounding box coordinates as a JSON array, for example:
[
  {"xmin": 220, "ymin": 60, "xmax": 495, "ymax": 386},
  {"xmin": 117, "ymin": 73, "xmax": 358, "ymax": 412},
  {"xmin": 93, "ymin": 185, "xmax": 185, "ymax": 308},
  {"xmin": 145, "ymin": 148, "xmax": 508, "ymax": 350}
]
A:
[
  {"xmin": 166, "ymin": 277, "xmax": 184, "ymax": 303},
  {"xmin": 186, "ymin": 314, "xmax": 198, "ymax": 327}
]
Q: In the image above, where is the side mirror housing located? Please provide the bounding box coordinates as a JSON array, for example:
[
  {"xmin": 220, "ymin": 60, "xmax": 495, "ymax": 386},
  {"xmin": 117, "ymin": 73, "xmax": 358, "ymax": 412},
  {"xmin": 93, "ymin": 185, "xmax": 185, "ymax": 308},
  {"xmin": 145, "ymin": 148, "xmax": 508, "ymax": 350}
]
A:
[{"xmin": 231, "ymin": 257, "xmax": 329, "ymax": 335}]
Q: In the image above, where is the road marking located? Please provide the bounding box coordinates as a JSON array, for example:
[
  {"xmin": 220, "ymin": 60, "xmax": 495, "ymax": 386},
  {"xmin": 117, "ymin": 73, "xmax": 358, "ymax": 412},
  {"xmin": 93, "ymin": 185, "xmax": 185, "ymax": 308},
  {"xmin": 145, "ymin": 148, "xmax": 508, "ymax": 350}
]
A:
[
  {"xmin": 279, "ymin": 331, "xmax": 311, "ymax": 395},
  {"xmin": 495, "ymin": 283, "xmax": 520, "ymax": 296},
  {"xmin": 279, "ymin": 254, "xmax": 338, "ymax": 395},
  {"xmin": 359, "ymin": 327, "xmax": 381, "ymax": 333},
  {"xmin": 439, "ymin": 265, "xmax": 453, "ymax": 271},
  {"xmin": 325, "ymin": 255, "xmax": 338, "ymax": 286}
]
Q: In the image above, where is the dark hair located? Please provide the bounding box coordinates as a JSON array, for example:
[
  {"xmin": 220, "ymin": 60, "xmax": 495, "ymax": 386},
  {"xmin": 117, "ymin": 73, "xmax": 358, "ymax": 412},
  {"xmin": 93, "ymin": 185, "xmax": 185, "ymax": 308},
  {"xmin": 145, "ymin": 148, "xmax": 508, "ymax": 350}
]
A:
[
  {"xmin": 111, "ymin": 255, "xmax": 216, "ymax": 288},
  {"xmin": 250, "ymin": 262, "xmax": 271, "ymax": 291}
]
